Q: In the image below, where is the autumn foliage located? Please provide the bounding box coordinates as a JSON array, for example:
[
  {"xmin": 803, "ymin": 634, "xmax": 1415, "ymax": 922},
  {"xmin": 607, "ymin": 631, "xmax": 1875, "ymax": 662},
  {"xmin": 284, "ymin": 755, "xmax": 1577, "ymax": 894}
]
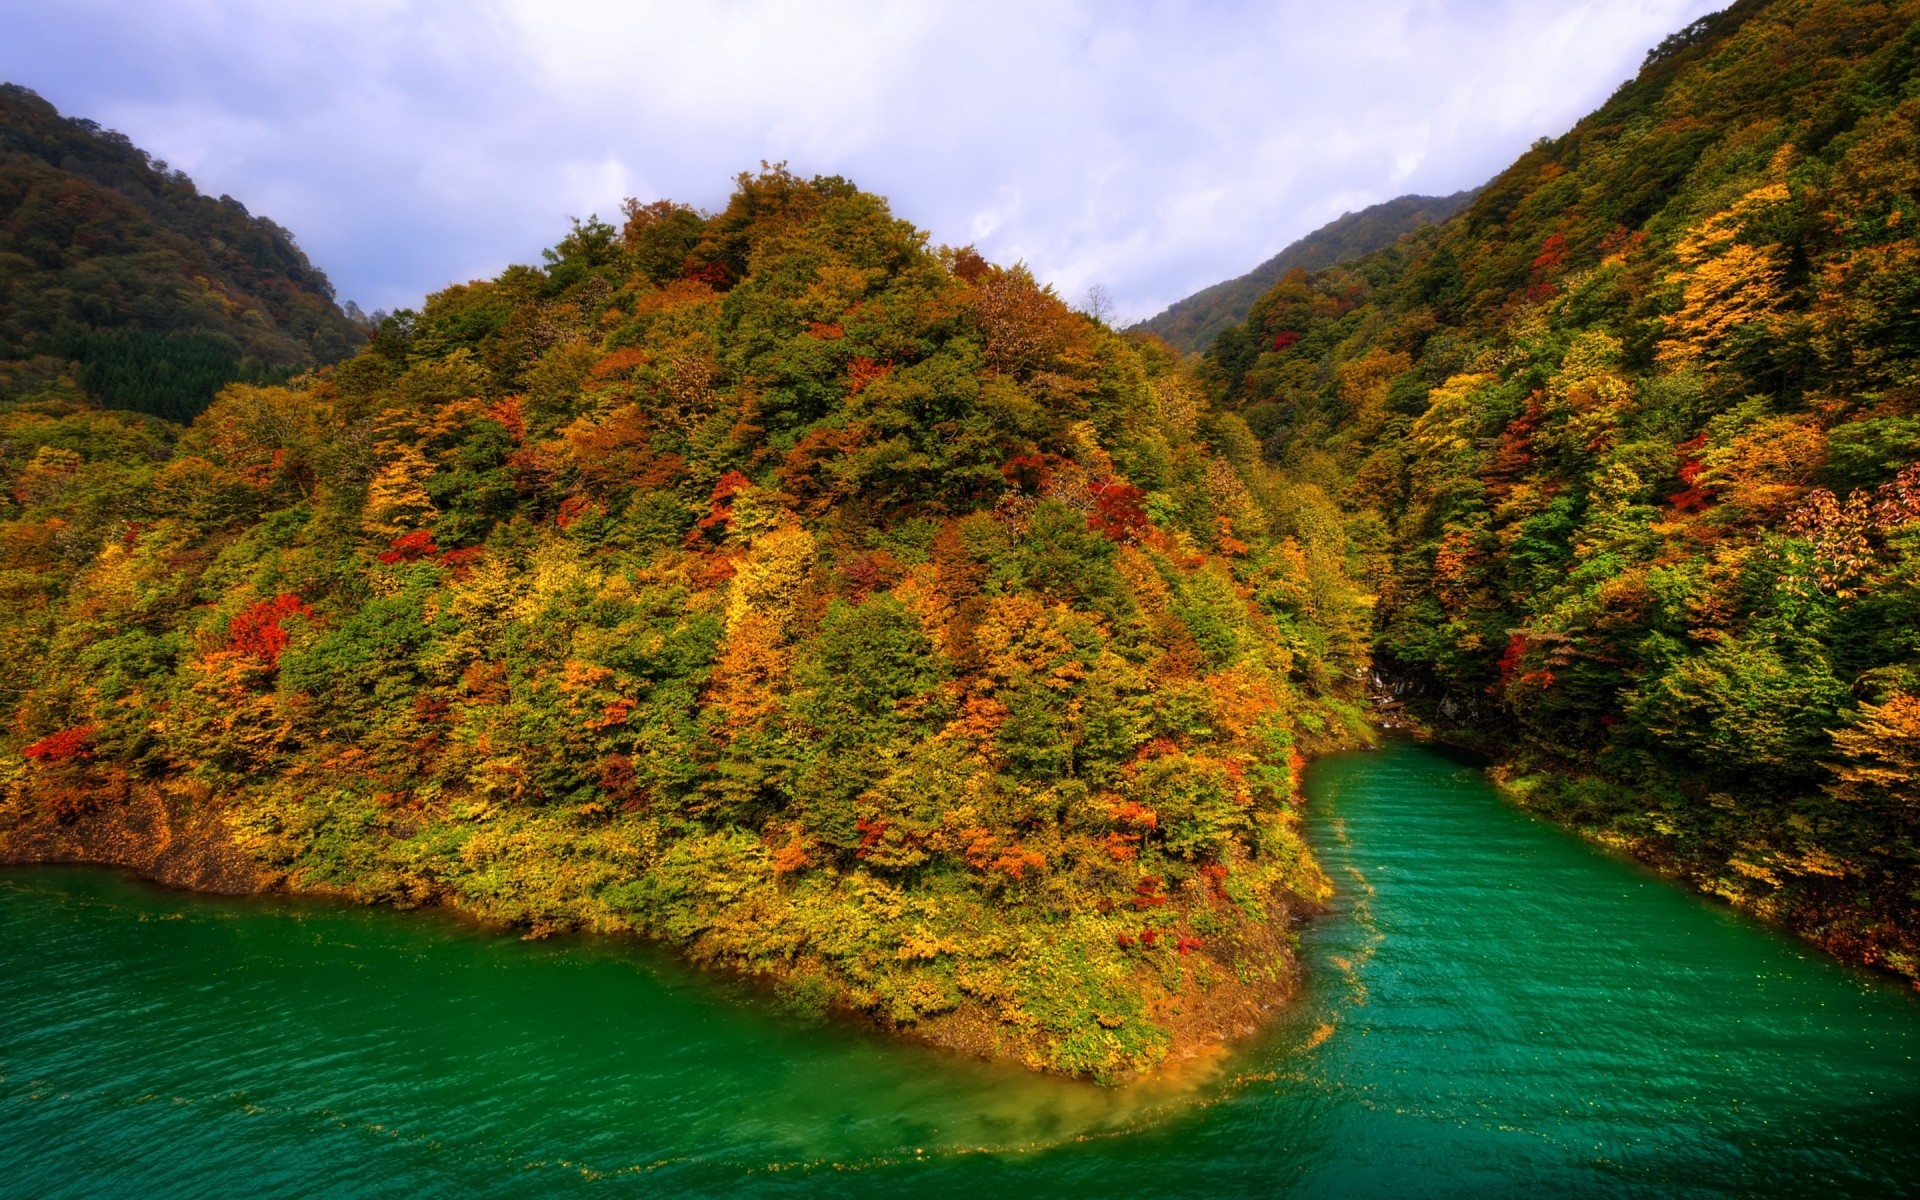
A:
[
  {"xmin": 0, "ymin": 165, "xmax": 1357, "ymax": 1083},
  {"xmin": 1207, "ymin": 1, "xmax": 1920, "ymax": 982},
  {"xmin": 225, "ymin": 594, "xmax": 314, "ymax": 668}
]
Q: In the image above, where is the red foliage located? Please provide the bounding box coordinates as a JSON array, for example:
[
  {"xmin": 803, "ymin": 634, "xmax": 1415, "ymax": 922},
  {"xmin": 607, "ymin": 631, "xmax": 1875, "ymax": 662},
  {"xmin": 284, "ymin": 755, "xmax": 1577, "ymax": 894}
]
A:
[
  {"xmin": 1139, "ymin": 927, "xmax": 1160, "ymax": 947},
  {"xmin": 22, "ymin": 725, "xmax": 93, "ymax": 763},
  {"xmin": 121, "ymin": 521, "xmax": 148, "ymax": 549},
  {"xmin": 1215, "ymin": 516, "xmax": 1250, "ymax": 556},
  {"xmin": 778, "ymin": 424, "xmax": 869, "ymax": 517},
  {"xmin": 807, "ymin": 321, "xmax": 844, "ymax": 340},
  {"xmin": 598, "ymin": 755, "xmax": 652, "ymax": 812},
  {"xmin": 377, "ymin": 530, "xmax": 441, "ymax": 564},
  {"xmin": 588, "ymin": 346, "xmax": 649, "ymax": 381},
  {"xmin": 1669, "ymin": 485, "xmax": 1713, "ymax": 513},
  {"xmin": 999, "ymin": 452, "xmax": 1059, "ymax": 492},
  {"xmin": 1877, "ymin": 463, "xmax": 1920, "ymax": 526},
  {"xmin": 1597, "ymin": 225, "xmax": 1647, "ymax": 260},
  {"xmin": 486, "ymin": 396, "xmax": 527, "ymax": 443},
  {"xmin": 1669, "ymin": 435, "xmax": 1714, "ymax": 512},
  {"xmin": 1200, "ymin": 863, "xmax": 1230, "ymax": 900},
  {"xmin": 992, "ymin": 846, "xmax": 1046, "ymax": 880},
  {"xmin": 680, "ymin": 258, "xmax": 732, "ymax": 289},
  {"xmin": 1486, "ymin": 398, "xmax": 1546, "ymax": 492},
  {"xmin": 1496, "ymin": 633, "xmax": 1528, "ymax": 685},
  {"xmin": 1108, "ymin": 799, "xmax": 1159, "ymax": 830},
  {"xmin": 1175, "ymin": 934, "xmax": 1205, "ymax": 955},
  {"xmin": 1135, "ymin": 736, "xmax": 1179, "ymax": 762},
  {"xmin": 1269, "ymin": 330, "xmax": 1302, "ymax": 352},
  {"xmin": 842, "ymin": 550, "xmax": 904, "ymax": 600},
  {"xmin": 227, "ymin": 594, "xmax": 315, "ymax": 669},
  {"xmin": 1132, "ymin": 876, "xmax": 1169, "ymax": 909},
  {"xmin": 948, "ymin": 246, "xmax": 991, "ymax": 282},
  {"xmin": 855, "ymin": 817, "xmax": 890, "ymax": 858},
  {"xmin": 1531, "ymin": 233, "xmax": 1568, "ymax": 276},
  {"xmin": 846, "ymin": 356, "xmax": 893, "ymax": 394},
  {"xmin": 555, "ymin": 494, "xmax": 598, "ymax": 530},
  {"xmin": 1087, "ymin": 477, "xmax": 1150, "ymax": 543},
  {"xmin": 685, "ymin": 470, "xmax": 754, "ymax": 546}
]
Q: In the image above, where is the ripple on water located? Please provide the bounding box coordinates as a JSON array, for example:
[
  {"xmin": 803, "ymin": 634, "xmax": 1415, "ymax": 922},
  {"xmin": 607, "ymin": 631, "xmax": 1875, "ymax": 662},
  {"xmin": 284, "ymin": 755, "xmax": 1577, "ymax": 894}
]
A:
[{"xmin": 4, "ymin": 740, "xmax": 1919, "ymax": 1198}]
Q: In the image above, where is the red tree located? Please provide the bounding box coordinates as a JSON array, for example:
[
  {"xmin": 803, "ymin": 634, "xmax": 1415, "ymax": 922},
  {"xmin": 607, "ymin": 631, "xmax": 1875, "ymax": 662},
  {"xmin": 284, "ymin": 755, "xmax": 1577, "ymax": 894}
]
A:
[{"xmin": 227, "ymin": 594, "xmax": 315, "ymax": 669}]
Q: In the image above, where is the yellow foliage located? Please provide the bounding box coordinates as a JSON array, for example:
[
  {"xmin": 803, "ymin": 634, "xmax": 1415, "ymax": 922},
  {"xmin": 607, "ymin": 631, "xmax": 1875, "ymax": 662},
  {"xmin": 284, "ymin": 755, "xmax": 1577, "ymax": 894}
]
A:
[
  {"xmin": 1698, "ymin": 417, "xmax": 1825, "ymax": 517},
  {"xmin": 1335, "ymin": 348, "xmax": 1411, "ymax": 439},
  {"xmin": 1828, "ymin": 692, "xmax": 1920, "ymax": 809},
  {"xmin": 975, "ymin": 595, "xmax": 1092, "ymax": 691},
  {"xmin": 1657, "ymin": 183, "xmax": 1793, "ymax": 370},
  {"xmin": 707, "ymin": 609, "xmax": 792, "ymax": 726},
  {"xmin": 509, "ymin": 542, "xmax": 603, "ymax": 622},
  {"xmin": 1115, "ymin": 547, "xmax": 1174, "ymax": 616},
  {"xmin": 1412, "ymin": 373, "xmax": 1495, "ymax": 459},
  {"xmin": 362, "ymin": 443, "xmax": 439, "ymax": 538},
  {"xmin": 725, "ymin": 523, "xmax": 814, "ymax": 635}
]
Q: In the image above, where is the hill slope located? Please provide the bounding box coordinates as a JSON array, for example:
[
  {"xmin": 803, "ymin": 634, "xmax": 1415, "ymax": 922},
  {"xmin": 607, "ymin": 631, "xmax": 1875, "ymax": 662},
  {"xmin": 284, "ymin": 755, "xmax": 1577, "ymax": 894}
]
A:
[
  {"xmin": 1210, "ymin": 0, "xmax": 1920, "ymax": 980},
  {"xmin": 0, "ymin": 169, "xmax": 1373, "ymax": 1081},
  {"xmin": 1136, "ymin": 190, "xmax": 1477, "ymax": 353},
  {"xmin": 0, "ymin": 84, "xmax": 363, "ymax": 420}
]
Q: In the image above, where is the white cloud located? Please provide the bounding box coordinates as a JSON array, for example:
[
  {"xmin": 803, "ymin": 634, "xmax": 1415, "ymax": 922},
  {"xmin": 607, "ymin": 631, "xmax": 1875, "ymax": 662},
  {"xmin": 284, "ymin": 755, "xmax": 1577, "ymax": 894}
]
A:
[{"xmin": 0, "ymin": 0, "xmax": 1722, "ymax": 317}]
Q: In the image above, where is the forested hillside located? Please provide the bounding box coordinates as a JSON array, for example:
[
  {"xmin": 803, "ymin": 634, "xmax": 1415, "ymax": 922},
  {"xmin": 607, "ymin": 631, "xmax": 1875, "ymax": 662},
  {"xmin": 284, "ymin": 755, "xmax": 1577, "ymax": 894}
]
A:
[
  {"xmin": 1137, "ymin": 191, "xmax": 1477, "ymax": 353},
  {"xmin": 0, "ymin": 85, "xmax": 363, "ymax": 421},
  {"xmin": 0, "ymin": 168, "xmax": 1372, "ymax": 1080},
  {"xmin": 1209, "ymin": 0, "xmax": 1920, "ymax": 981}
]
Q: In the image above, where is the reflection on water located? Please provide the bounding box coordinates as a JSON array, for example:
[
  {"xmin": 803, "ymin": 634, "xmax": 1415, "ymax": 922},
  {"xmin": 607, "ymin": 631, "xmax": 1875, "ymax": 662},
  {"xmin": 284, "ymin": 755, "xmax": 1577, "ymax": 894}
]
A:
[{"xmin": 4, "ymin": 740, "xmax": 1917, "ymax": 1197}]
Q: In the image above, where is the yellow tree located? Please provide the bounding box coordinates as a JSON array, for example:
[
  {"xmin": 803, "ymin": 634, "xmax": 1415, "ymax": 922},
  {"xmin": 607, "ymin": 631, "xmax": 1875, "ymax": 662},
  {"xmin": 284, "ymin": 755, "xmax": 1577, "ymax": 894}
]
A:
[
  {"xmin": 1828, "ymin": 692, "xmax": 1920, "ymax": 810},
  {"xmin": 362, "ymin": 443, "xmax": 439, "ymax": 540},
  {"xmin": 1657, "ymin": 181, "xmax": 1793, "ymax": 372}
]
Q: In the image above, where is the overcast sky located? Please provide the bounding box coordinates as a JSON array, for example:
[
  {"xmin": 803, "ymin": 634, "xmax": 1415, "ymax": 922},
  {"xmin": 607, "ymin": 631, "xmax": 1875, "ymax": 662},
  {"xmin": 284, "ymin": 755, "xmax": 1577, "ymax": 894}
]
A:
[{"xmin": 1, "ymin": 0, "xmax": 1719, "ymax": 322}]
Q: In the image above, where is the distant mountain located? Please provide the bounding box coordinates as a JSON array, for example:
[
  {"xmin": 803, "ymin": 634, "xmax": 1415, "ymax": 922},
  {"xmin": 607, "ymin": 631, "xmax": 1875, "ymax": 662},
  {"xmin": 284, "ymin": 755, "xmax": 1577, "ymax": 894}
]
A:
[
  {"xmin": 0, "ymin": 84, "xmax": 363, "ymax": 420},
  {"xmin": 1135, "ymin": 190, "xmax": 1478, "ymax": 353}
]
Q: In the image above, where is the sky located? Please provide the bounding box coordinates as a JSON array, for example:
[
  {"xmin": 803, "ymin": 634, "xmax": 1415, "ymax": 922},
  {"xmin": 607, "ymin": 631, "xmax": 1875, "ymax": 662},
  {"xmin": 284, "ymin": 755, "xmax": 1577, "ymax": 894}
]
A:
[{"xmin": 0, "ymin": 0, "xmax": 1722, "ymax": 324}]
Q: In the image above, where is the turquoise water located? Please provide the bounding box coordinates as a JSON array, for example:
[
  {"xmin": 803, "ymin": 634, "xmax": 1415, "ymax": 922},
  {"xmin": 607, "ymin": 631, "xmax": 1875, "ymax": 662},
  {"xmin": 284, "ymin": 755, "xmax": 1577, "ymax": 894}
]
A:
[{"xmin": 4, "ymin": 740, "xmax": 1917, "ymax": 1197}]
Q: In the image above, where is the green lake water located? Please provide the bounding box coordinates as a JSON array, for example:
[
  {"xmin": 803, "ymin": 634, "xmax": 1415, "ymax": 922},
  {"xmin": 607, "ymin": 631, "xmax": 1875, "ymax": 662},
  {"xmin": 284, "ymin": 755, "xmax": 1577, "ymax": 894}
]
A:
[{"xmin": 4, "ymin": 739, "xmax": 1918, "ymax": 1197}]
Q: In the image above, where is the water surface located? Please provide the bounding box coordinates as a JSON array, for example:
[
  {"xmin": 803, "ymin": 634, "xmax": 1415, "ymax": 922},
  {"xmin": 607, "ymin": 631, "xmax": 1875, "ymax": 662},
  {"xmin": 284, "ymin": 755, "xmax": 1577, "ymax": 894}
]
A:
[{"xmin": 4, "ymin": 740, "xmax": 1917, "ymax": 1196}]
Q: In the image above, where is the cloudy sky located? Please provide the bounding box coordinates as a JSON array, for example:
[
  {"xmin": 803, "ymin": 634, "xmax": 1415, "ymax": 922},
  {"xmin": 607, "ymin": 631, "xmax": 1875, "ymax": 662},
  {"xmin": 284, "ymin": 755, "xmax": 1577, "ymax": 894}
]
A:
[{"xmin": 1, "ymin": 0, "xmax": 1719, "ymax": 322}]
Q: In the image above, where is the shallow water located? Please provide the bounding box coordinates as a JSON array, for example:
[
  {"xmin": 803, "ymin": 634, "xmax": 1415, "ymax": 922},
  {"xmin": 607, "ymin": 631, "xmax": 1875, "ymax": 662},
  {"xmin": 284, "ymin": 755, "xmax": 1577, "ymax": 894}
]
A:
[{"xmin": 4, "ymin": 740, "xmax": 1917, "ymax": 1197}]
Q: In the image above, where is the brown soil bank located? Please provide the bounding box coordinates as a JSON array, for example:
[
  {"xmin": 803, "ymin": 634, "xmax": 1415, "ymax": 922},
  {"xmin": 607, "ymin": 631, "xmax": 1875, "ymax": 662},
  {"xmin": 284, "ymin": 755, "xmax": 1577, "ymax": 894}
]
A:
[
  {"xmin": 0, "ymin": 786, "xmax": 264, "ymax": 894},
  {"xmin": 0, "ymin": 783, "xmax": 1323, "ymax": 1086}
]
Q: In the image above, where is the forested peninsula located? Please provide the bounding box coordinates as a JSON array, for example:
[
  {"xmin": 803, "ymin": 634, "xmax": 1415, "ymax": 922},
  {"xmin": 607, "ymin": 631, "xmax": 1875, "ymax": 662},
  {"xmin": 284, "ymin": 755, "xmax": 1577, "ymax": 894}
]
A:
[
  {"xmin": 0, "ymin": 162, "xmax": 1373, "ymax": 1081},
  {"xmin": 4, "ymin": 0, "xmax": 1919, "ymax": 1083}
]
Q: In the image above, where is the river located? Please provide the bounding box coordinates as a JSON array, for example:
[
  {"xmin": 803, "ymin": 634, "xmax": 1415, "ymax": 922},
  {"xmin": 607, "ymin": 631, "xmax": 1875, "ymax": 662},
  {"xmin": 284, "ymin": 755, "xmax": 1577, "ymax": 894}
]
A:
[{"xmin": 3, "ymin": 739, "xmax": 1917, "ymax": 1197}]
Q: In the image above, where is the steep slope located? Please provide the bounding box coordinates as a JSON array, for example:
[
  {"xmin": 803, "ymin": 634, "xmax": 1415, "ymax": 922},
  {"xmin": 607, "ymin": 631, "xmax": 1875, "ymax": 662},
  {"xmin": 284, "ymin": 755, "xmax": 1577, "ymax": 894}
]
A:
[
  {"xmin": 0, "ymin": 84, "xmax": 363, "ymax": 421},
  {"xmin": 1136, "ymin": 190, "xmax": 1477, "ymax": 353},
  {"xmin": 0, "ymin": 169, "xmax": 1373, "ymax": 1081},
  {"xmin": 1211, "ymin": 0, "xmax": 1920, "ymax": 980}
]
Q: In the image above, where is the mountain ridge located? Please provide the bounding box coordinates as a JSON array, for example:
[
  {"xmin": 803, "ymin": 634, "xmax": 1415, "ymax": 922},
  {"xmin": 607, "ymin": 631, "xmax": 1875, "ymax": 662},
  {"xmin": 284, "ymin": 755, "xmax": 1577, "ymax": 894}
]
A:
[
  {"xmin": 1135, "ymin": 189, "xmax": 1479, "ymax": 353},
  {"xmin": 0, "ymin": 83, "xmax": 363, "ymax": 421}
]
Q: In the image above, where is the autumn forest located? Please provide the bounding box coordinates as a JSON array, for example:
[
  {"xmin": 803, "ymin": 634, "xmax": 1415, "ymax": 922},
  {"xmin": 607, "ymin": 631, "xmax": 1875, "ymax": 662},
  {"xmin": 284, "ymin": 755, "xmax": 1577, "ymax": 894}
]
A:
[{"xmin": 4, "ymin": 0, "xmax": 1920, "ymax": 1084}]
